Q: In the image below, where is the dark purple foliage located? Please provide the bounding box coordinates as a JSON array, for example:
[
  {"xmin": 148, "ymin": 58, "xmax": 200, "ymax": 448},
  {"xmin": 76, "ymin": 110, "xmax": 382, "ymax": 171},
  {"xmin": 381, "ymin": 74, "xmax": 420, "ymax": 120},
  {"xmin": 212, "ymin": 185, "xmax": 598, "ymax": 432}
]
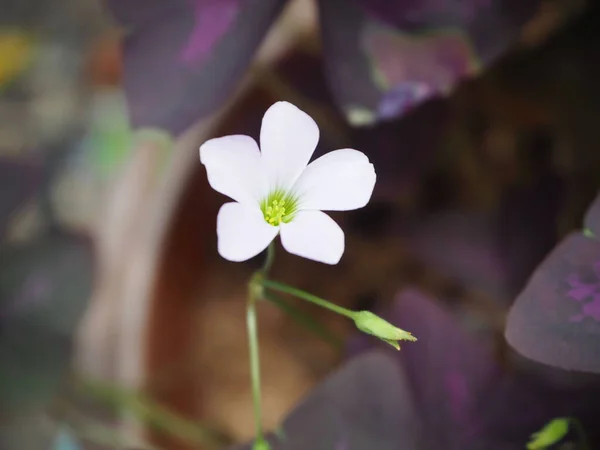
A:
[
  {"xmin": 235, "ymin": 289, "xmax": 600, "ymax": 449},
  {"xmin": 317, "ymin": 0, "xmax": 383, "ymax": 120},
  {"xmin": 504, "ymin": 173, "xmax": 600, "ymax": 375},
  {"xmin": 105, "ymin": 0, "xmax": 286, "ymax": 134},
  {"xmin": 318, "ymin": 0, "xmax": 540, "ymax": 125},
  {"xmin": 232, "ymin": 351, "xmax": 421, "ymax": 450},
  {"xmin": 506, "ymin": 232, "xmax": 600, "ymax": 373},
  {"xmin": 111, "ymin": 0, "xmax": 542, "ymax": 134},
  {"xmin": 352, "ymin": 0, "xmax": 538, "ymax": 61},
  {"xmin": 0, "ymin": 231, "xmax": 94, "ymax": 412},
  {"xmin": 388, "ymin": 289, "xmax": 600, "ymax": 449}
]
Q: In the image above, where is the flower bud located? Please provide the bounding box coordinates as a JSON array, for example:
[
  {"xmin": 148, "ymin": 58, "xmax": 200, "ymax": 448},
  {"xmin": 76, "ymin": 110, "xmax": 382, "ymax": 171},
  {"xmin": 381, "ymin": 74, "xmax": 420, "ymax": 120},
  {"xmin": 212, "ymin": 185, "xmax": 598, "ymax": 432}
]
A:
[
  {"xmin": 353, "ymin": 311, "xmax": 417, "ymax": 350},
  {"xmin": 527, "ymin": 418, "xmax": 569, "ymax": 449},
  {"xmin": 252, "ymin": 438, "xmax": 271, "ymax": 450}
]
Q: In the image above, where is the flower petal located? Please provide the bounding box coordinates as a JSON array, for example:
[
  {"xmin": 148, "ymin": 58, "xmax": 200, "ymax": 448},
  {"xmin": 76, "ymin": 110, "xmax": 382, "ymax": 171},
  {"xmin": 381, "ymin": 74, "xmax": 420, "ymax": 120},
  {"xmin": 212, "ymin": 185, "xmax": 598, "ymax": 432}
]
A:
[
  {"xmin": 260, "ymin": 101, "xmax": 320, "ymax": 190},
  {"xmin": 280, "ymin": 211, "xmax": 344, "ymax": 264},
  {"xmin": 200, "ymin": 135, "xmax": 267, "ymax": 205},
  {"xmin": 293, "ymin": 149, "xmax": 376, "ymax": 211},
  {"xmin": 216, "ymin": 202, "xmax": 278, "ymax": 262}
]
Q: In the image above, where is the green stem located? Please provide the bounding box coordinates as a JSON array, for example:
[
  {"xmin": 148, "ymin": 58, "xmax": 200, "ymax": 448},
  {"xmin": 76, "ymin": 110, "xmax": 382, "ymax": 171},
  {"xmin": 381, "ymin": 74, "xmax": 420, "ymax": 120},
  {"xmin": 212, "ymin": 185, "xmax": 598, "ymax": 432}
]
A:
[
  {"xmin": 247, "ymin": 293, "xmax": 267, "ymax": 449},
  {"xmin": 262, "ymin": 242, "xmax": 275, "ymax": 274},
  {"xmin": 246, "ymin": 243, "xmax": 275, "ymax": 450},
  {"xmin": 262, "ymin": 279, "xmax": 357, "ymax": 320}
]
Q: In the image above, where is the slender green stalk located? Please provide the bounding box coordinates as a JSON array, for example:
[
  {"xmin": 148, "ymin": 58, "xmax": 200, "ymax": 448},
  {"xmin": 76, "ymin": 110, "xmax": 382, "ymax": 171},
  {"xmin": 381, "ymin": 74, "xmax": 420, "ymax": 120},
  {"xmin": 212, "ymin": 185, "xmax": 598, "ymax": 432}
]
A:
[
  {"xmin": 247, "ymin": 293, "xmax": 267, "ymax": 449},
  {"xmin": 261, "ymin": 279, "xmax": 357, "ymax": 320},
  {"xmin": 262, "ymin": 242, "xmax": 275, "ymax": 274},
  {"xmin": 246, "ymin": 243, "xmax": 276, "ymax": 450}
]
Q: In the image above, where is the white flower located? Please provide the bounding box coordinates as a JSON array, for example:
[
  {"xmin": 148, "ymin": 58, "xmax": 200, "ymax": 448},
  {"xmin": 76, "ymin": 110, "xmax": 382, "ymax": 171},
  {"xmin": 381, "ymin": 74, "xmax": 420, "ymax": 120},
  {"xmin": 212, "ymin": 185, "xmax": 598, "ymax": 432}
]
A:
[{"xmin": 199, "ymin": 101, "xmax": 376, "ymax": 265}]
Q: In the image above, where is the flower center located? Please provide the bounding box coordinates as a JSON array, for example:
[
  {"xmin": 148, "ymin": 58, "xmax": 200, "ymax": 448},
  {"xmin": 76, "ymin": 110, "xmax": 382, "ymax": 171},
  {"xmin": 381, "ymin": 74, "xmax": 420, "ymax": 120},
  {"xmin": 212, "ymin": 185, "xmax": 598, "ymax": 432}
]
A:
[
  {"xmin": 264, "ymin": 199, "xmax": 287, "ymax": 225},
  {"xmin": 260, "ymin": 190, "xmax": 299, "ymax": 226}
]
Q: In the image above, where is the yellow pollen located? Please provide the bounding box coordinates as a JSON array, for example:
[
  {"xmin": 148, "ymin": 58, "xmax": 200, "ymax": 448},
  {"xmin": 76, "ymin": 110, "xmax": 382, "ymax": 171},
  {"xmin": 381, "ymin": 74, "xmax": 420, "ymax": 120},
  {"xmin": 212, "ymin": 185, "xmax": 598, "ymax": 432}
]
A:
[{"xmin": 264, "ymin": 199, "xmax": 287, "ymax": 226}]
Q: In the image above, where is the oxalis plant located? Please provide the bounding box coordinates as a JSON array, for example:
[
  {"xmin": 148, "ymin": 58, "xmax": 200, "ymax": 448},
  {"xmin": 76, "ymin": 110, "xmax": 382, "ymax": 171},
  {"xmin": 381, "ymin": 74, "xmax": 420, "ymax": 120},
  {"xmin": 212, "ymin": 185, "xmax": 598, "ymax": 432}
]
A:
[{"xmin": 199, "ymin": 101, "xmax": 417, "ymax": 449}]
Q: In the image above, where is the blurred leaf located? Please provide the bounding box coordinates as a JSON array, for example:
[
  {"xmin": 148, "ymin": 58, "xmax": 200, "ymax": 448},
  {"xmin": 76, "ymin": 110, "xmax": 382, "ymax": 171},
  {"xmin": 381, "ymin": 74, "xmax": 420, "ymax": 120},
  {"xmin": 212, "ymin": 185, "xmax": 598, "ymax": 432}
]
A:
[
  {"xmin": 0, "ymin": 231, "xmax": 94, "ymax": 411},
  {"xmin": 0, "ymin": 29, "xmax": 34, "ymax": 89},
  {"xmin": 353, "ymin": 289, "xmax": 600, "ymax": 449},
  {"xmin": 78, "ymin": 377, "xmax": 229, "ymax": 448},
  {"xmin": 66, "ymin": 417, "xmax": 160, "ymax": 450},
  {"xmin": 353, "ymin": 0, "xmax": 538, "ymax": 62},
  {"xmin": 319, "ymin": 0, "xmax": 540, "ymax": 124},
  {"xmin": 52, "ymin": 427, "xmax": 81, "ymax": 450},
  {"xmin": 386, "ymin": 289, "xmax": 498, "ymax": 448},
  {"xmin": 234, "ymin": 287, "xmax": 600, "ymax": 449},
  {"xmin": 363, "ymin": 23, "xmax": 478, "ymax": 118},
  {"xmin": 0, "ymin": 157, "xmax": 42, "ymax": 239},
  {"xmin": 262, "ymin": 292, "xmax": 343, "ymax": 350},
  {"xmin": 106, "ymin": 0, "xmax": 286, "ymax": 134},
  {"xmin": 506, "ymin": 232, "xmax": 600, "ymax": 373},
  {"xmin": 232, "ymin": 351, "xmax": 421, "ymax": 450},
  {"xmin": 317, "ymin": 0, "xmax": 382, "ymax": 124},
  {"xmin": 0, "ymin": 412, "xmax": 57, "ymax": 450}
]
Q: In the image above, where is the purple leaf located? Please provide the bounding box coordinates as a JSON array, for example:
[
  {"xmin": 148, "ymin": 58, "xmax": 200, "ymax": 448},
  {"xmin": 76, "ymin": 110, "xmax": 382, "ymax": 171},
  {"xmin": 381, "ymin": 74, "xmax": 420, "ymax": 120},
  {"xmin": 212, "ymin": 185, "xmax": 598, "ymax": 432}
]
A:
[
  {"xmin": 235, "ymin": 287, "xmax": 600, "ymax": 449},
  {"xmin": 317, "ymin": 0, "xmax": 382, "ymax": 121},
  {"xmin": 389, "ymin": 289, "xmax": 496, "ymax": 449},
  {"xmin": 320, "ymin": 0, "xmax": 540, "ymax": 124},
  {"xmin": 106, "ymin": 0, "xmax": 286, "ymax": 134},
  {"xmin": 506, "ymin": 232, "xmax": 600, "ymax": 373},
  {"xmin": 353, "ymin": 0, "xmax": 538, "ymax": 61},
  {"xmin": 376, "ymin": 83, "xmax": 436, "ymax": 119},
  {"xmin": 179, "ymin": 0, "xmax": 241, "ymax": 65},
  {"xmin": 363, "ymin": 23, "xmax": 478, "ymax": 113},
  {"xmin": 232, "ymin": 351, "xmax": 421, "ymax": 450},
  {"xmin": 390, "ymin": 288, "xmax": 600, "ymax": 448},
  {"xmin": 0, "ymin": 231, "xmax": 94, "ymax": 412}
]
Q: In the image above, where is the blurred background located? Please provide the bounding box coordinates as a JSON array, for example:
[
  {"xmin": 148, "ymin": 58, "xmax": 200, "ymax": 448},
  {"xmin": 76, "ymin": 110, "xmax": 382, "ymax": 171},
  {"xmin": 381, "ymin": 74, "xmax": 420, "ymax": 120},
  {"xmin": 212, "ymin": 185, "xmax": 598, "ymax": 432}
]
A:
[{"xmin": 2, "ymin": 0, "xmax": 600, "ymax": 448}]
